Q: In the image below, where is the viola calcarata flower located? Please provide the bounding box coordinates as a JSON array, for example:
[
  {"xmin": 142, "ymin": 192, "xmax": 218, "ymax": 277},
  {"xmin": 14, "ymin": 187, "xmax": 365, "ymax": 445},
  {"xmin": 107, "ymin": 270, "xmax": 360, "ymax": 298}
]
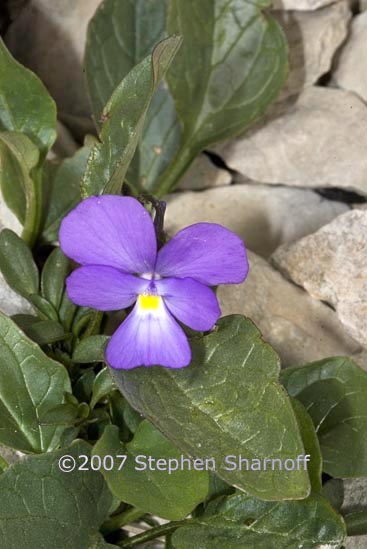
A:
[{"xmin": 59, "ymin": 196, "xmax": 248, "ymax": 369}]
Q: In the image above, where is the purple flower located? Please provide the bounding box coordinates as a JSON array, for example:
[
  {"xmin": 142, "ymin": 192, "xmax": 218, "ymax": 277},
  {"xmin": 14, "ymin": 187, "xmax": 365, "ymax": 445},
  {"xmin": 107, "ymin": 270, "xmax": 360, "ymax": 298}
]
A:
[{"xmin": 59, "ymin": 196, "xmax": 248, "ymax": 369}]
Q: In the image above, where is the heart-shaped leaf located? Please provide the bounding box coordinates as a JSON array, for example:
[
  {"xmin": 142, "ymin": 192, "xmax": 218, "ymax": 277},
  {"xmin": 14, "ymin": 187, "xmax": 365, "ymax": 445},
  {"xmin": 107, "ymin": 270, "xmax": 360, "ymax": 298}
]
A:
[{"xmin": 112, "ymin": 315, "xmax": 309, "ymax": 500}]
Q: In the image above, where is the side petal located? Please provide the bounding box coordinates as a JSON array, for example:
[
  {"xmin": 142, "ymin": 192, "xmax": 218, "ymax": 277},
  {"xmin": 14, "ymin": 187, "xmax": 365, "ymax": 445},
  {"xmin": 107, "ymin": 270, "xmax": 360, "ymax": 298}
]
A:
[
  {"xmin": 106, "ymin": 301, "xmax": 191, "ymax": 369},
  {"xmin": 155, "ymin": 223, "xmax": 249, "ymax": 285},
  {"xmin": 59, "ymin": 196, "xmax": 157, "ymax": 273},
  {"xmin": 66, "ymin": 266, "xmax": 149, "ymax": 311},
  {"xmin": 155, "ymin": 277, "xmax": 220, "ymax": 331}
]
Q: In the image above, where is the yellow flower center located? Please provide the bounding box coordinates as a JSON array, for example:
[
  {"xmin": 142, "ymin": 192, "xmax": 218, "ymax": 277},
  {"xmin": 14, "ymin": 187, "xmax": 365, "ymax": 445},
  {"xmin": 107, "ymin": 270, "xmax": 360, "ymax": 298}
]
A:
[{"xmin": 138, "ymin": 294, "xmax": 161, "ymax": 311}]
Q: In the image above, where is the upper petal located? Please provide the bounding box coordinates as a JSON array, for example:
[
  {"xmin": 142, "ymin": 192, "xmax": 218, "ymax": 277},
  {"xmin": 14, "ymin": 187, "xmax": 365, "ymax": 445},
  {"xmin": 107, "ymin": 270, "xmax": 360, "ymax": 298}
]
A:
[
  {"xmin": 66, "ymin": 265, "xmax": 149, "ymax": 311},
  {"xmin": 156, "ymin": 223, "xmax": 249, "ymax": 285},
  {"xmin": 59, "ymin": 196, "xmax": 157, "ymax": 273},
  {"xmin": 106, "ymin": 299, "xmax": 191, "ymax": 369},
  {"xmin": 156, "ymin": 277, "xmax": 220, "ymax": 331}
]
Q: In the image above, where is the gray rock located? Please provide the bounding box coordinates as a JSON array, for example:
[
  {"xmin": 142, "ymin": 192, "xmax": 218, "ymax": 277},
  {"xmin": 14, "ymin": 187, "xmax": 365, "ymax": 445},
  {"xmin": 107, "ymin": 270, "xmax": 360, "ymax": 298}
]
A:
[
  {"xmin": 272, "ymin": 210, "xmax": 367, "ymax": 349},
  {"xmin": 0, "ymin": 445, "xmax": 24, "ymax": 466},
  {"xmin": 274, "ymin": 2, "xmax": 351, "ymax": 100},
  {"xmin": 164, "ymin": 184, "xmax": 348, "ymax": 257},
  {"xmin": 5, "ymin": 0, "xmax": 100, "ymax": 136},
  {"xmin": 272, "ymin": 0, "xmax": 337, "ymax": 9},
  {"xmin": 217, "ymin": 251, "xmax": 361, "ymax": 368},
  {"xmin": 342, "ymin": 477, "xmax": 367, "ymax": 548},
  {"xmin": 214, "ymin": 87, "xmax": 367, "ymax": 196},
  {"xmin": 334, "ymin": 12, "xmax": 367, "ymax": 104},
  {"xmin": 178, "ymin": 155, "xmax": 231, "ymax": 191},
  {"xmin": 0, "ymin": 198, "xmax": 33, "ymax": 316}
]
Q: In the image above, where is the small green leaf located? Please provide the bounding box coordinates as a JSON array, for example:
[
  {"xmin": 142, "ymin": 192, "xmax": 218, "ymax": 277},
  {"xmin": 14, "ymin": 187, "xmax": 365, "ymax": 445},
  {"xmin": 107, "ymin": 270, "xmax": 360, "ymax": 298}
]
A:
[
  {"xmin": 0, "ymin": 131, "xmax": 39, "ymax": 224},
  {"xmin": 74, "ymin": 370, "xmax": 96, "ymax": 403},
  {"xmin": 0, "ymin": 456, "xmax": 8, "ymax": 473},
  {"xmin": 156, "ymin": 0, "xmax": 288, "ymax": 194},
  {"xmin": 42, "ymin": 145, "xmax": 91, "ymax": 243},
  {"xmin": 85, "ymin": 0, "xmax": 180, "ymax": 191},
  {"xmin": 281, "ymin": 357, "xmax": 367, "ymax": 477},
  {"xmin": 0, "ymin": 229, "xmax": 38, "ymax": 298},
  {"xmin": 291, "ymin": 398, "xmax": 322, "ymax": 493},
  {"xmin": 322, "ymin": 479, "xmax": 344, "ymax": 513},
  {"xmin": 91, "ymin": 368, "xmax": 114, "ymax": 409},
  {"xmin": 0, "ymin": 441, "xmax": 113, "ymax": 549},
  {"xmin": 12, "ymin": 315, "xmax": 66, "ymax": 346},
  {"xmin": 73, "ymin": 335, "xmax": 110, "ymax": 363},
  {"xmin": 0, "ymin": 38, "xmax": 56, "ymax": 157},
  {"xmin": 41, "ymin": 247, "xmax": 69, "ymax": 311},
  {"xmin": 81, "ymin": 35, "xmax": 182, "ymax": 196},
  {"xmin": 112, "ymin": 315, "xmax": 310, "ymax": 500},
  {"xmin": 28, "ymin": 294, "xmax": 59, "ymax": 321},
  {"xmin": 93, "ymin": 422, "xmax": 209, "ymax": 520},
  {"xmin": 0, "ymin": 312, "xmax": 73, "ymax": 453},
  {"xmin": 170, "ymin": 492, "xmax": 347, "ymax": 548}
]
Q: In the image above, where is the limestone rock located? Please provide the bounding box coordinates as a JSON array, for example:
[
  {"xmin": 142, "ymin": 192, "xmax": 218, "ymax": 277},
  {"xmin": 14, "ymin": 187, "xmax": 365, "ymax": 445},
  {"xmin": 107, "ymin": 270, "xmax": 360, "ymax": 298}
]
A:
[
  {"xmin": 272, "ymin": 0, "xmax": 337, "ymax": 8},
  {"xmin": 0, "ymin": 198, "xmax": 33, "ymax": 316},
  {"xmin": 272, "ymin": 210, "xmax": 367, "ymax": 348},
  {"xmin": 165, "ymin": 184, "xmax": 347, "ymax": 257},
  {"xmin": 5, "ymin": 0, "xmax": 100, "ymax": 135},
  {"xmin": 274, "ymin": 2, "xmax": 351, "ymax": 99},
  {"xmin": 214, "ymin": 87, "xmax": 367, "ymax": 196},
  {"xmin": 217, "ymin": 251, "xmax": 361, "ymax": 368},
  {"xmin": 334, "ymin": 12, "xmax": 367, "ymax": 104},
  {"xmin": 178, "ymin": 155, "xmax": 231, "ymax": 191}
]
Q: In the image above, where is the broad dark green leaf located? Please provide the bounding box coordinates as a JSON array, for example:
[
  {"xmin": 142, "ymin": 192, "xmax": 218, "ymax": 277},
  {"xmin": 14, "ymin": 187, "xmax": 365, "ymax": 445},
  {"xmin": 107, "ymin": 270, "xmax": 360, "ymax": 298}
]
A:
[
  {"xmin": 93, "ymin": 422, "xmax": 209, "ymax": 520},
  {"xmin": 322, "ymin": 479, "xmax": 344, "ymax": 513},
  {"xmin": 112, "ymin": 315, "xmax": 309, "ymax": 500},
  {"xmin": 0, "ymin": 38, "xmax": 56, "ymax": 157},
  {"xmin": 42, "ymin": 145, "xmax": 91, "ymax": 243},
  {"xmin": 81, "ymin": 35, "xmax": 182, "ymax": 196},
  {"xmin": 156, "ymin": 0, "xmax": 288, "ymax": 194},
  {"xmin": 281, "ymin": 357, "xmax": 367, "ymax": 477},
  {"xmin": 41, "ymin": 247, "xmax": 69, "ymax": 311},
  {"xmin": 85, "ymin": 0, "xmax": 180, "ymax": 191},
  {"xmin": 0, "ymin": 229, "xmax": 38, "ymax": 298},
  {"xmin": 0, "ymin": 313, "xmax": 73, "ymax": 452},
  {"xmin": 90, "ymin": 368, "xmax": 114, "ymax": 409},
  {"xmin": 0, "ymin": 131, "xmax": 39, "ymax": 224},
  {"xmin": 170, "ymin": 492, "xmax": 346, "ymax": 548},
  {"xmin": 73, "ymin": 335, "xmax": 110, "ymax": 363},
  {"xmin": 0, "ymin": 441, "xmax": 113, "ymax": 549},
  {"xmin": 291, "ymin": 398, "xmax": 322, "ymax": 493}
]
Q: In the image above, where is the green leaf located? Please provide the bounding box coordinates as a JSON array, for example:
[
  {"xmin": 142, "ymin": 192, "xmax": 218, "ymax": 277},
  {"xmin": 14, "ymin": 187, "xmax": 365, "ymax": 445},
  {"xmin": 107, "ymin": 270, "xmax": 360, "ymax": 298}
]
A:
[
  {"xmin": 0, "ymin": 38, "xmax": 56, "ymax": 157},
  {"xmin": 291, "ymin": 398, "xmax": 322, "ymax": 493},
  {"xmin": 0, "ymin": 229, "xmax": 38, "ymax": 298},
  {"xmin": 156, "ymin": 0, "xmax": 288, "ymax": 194},
  {"xmin": 322, "ymin": 479, "xmax": 344, "ymax": 513},
  {"xmin": 170, "ymin": 492, "xmax": 346, "ymax": 548},
  {"xmin": 42, "ymin": 146, "xmax": 91, "ymax": 243},
  {"xmin": 73, "ymin": 335, "xmax": 110, "ymax": 364},
  {"xmin": 81, "ymin": 35, "xmax": 182, "ymax": 196},
  {"xmin": 0, "ymin": 131, "xmax": 39, "ymax": 225},
  {"xmin": 281, "ymin": 357, "xmax": 367, "ymax": 477},
  {"xmin": 41, "ymin": 247, "xmax": 69, "ymax": 311},
  {"xmin": 12, "ymin": 315, "xmax": 66, "ymax": 346},
  {"xmin": 28, "ymin": 293, "xmax": 59, "ymax": 321},
  {"xmin": 0, "ymin": 441, "xmax": 113, "ymax": 549},
  {"xmin": 91, "ymin": 368, "xmax": 114, "ymax": 409},
  {"xmin": 0, "ymin": 312, "xmax": 73, "ymax": 452},
  {"xmin": 93, "ymin": 422, "xmax": 209, "ymax": 520},
  {"xmin": 112, "ymin": 315, "xmax": 309, "ymax": 500},
  {"xmin": 85, "ymin": 0, "xmax": 180, "ymax": 191}
]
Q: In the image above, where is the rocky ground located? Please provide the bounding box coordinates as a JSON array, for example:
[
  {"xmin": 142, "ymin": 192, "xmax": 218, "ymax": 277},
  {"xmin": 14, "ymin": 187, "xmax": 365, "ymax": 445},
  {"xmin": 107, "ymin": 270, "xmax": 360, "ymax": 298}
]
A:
[{"xmin": 0, "ymin": 1, "xmax": 367, "ymax": 546}]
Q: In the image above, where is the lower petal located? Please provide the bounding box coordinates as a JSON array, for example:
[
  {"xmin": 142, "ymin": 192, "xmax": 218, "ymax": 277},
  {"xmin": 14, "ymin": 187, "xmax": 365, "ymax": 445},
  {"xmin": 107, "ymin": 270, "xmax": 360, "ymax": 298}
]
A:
[
  {"xmin": 155, "ymin": 277, "xmax": 220, "ymax": 331},
  {"xmin": 106, "ymin": 300, "xmax": 191, "ymax": 369}
]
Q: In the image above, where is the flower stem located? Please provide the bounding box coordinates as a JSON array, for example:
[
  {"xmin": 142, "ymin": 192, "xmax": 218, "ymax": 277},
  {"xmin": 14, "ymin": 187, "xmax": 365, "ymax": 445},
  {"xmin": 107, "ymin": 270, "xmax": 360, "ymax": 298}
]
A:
[
  {"xmin": 101, "ymin": 507, "xmax": 145, "ymax": 535},
  {"xmin": 117, "ymin": 520, "xmax": 187, "ymax": 547}
]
